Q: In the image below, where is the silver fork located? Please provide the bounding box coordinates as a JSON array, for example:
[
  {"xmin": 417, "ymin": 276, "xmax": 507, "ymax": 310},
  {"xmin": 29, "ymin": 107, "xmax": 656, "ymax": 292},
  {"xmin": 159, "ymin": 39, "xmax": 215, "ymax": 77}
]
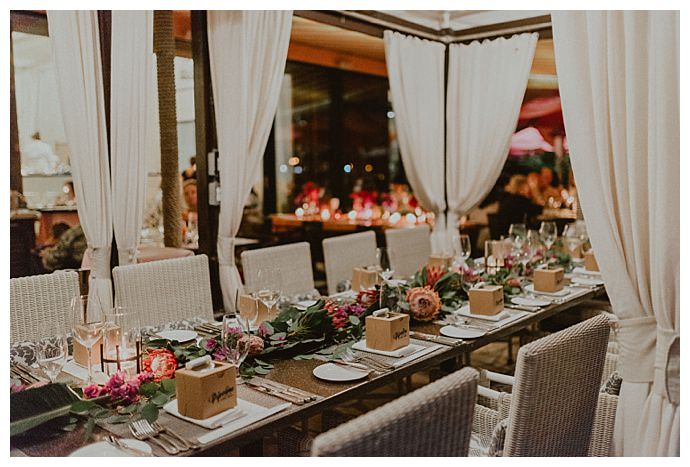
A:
[
  {"xmin": 341, "ymin": 348, "xmax": 392, "ymax": 372},
  {"xmin": 129, "ymin": 420, "xmax": 180, "ymax": 455},
  {"xmin": 105, "ymin": 435, "xmax": 152, "ymax": 456},
  {"xmin": 152, "ymin": 421, "xmax": 199, "ymax": 450},
  {"xmin": 136, "ymin": 419, "xmax": 188, "ymax": 452}
]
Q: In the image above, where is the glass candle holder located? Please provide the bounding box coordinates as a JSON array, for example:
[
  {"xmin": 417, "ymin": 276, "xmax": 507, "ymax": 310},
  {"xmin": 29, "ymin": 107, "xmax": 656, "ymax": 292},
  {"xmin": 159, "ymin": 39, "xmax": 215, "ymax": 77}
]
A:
[{"xmin": 101, "ymin": 306, "xmax": 141, "ymax": 378}]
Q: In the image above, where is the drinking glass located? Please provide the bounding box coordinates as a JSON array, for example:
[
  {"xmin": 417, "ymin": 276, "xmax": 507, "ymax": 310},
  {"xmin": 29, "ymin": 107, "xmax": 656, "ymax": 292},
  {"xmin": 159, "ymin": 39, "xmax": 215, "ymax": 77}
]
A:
[
  {"xmin": 36, "ymin": 330, "xmax": 68, "ymax": 383},
  {"xmin": 102, "ymin": 307, "xmax": 141, "ymax": 378},
  {"xmin": 452, "ymin": 234, "xmax": 472, "ymax": 268},
  {"xmin": 255, "ymin": 268, "xmax": 282, "ymax": 324},
  {"xmin": 526, "ymin": 230, "xmax": 543, "ymax": 261},
  {"xmin": 508, "ymin": 223, "xmax": 527, "ymax": 249},
  {"xmin": 538, "ymin": 221, "xmax": 558, "ymax": 251},
  {"xmin": 238, "ymin": 296, "xmax": 259, "ymax": 330},
  {"xmin": 221, "ymin": 314, "xmax": 251, "ymax": 371},
  {"xmin": 563, "ymin": 221, "xmax": 589, "ymax": 260},
  {"xmin": 376, "ymin": 247, "xmax": 395, "ymax": 281},
  {"xmin": 71, "ymin": 294, "xmax": 104, "ymax": 385}
]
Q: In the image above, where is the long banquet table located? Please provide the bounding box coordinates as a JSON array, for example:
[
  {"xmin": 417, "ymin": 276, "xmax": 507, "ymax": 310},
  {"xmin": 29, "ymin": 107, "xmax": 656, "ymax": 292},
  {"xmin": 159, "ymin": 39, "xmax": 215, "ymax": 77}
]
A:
[{"xmin": 10, "ymin": 283, "xmax": 606, "ymax": 457}]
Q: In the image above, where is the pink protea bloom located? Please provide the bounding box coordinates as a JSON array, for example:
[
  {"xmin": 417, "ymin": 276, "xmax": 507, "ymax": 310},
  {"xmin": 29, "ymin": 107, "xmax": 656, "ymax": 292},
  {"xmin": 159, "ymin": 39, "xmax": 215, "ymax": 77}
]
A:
[
  {"xmin": 247, "ymin": 335, "xmax": 265, "ymax": 356},
  {"xmin": 202, "ymin": 338, "xmax": 218, "ymax": 352},
  {"xmin": 258, "ymin": 322, "xmax": 272, "ymax": 339},
  {"xmin": 406, "ymin": 286, "xmax": 442, "ymax": 322}
]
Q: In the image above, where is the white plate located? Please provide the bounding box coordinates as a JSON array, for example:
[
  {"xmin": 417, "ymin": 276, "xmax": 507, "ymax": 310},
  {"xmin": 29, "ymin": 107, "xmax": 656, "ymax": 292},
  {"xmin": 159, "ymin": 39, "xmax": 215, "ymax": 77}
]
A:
[
  {"xmin": 456, "ymin": 305, "xmax": 510, "ymax": 321},
  {"xmin": 570, "ymin": 277, "xmax": 604, "ymax": 286},
  {"xmin": 439, "ymin": 325, "xmax": 486, "ymax": 339},
  {"xmin": 313, "ymin": 363, "xmax": 369, "ymax": 382},
  {"xmin": 69, "ymin": 439, "xmax": 152, "ymax": 457},
  {"xmin": 294, "ymin": 300, "xmax": 318, "ymax": 310},
  {"xmin": 524, "ymin": 284, "xmax": 571, "ymax": 297},
  {"xmin": 511, "ymin": 296, "xmax": 551, "ymax": 307},
  {"xmin": 157, "ymin": 330, "xmax": 197, "ymax": 342},
  {"xmin": 572, "ymin": 266, "xmax": 601, "ymax": 277},
  {"xmin": 352, "ymin": 340, "xmax": 423, "ymax": 358}
]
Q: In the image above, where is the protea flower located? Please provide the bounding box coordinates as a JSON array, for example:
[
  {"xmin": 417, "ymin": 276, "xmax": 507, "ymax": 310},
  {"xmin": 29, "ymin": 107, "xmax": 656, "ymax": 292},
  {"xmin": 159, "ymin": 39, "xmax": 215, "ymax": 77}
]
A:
[{"xmin": 406, "ymin": 286, "xmax": 442, "ymax": 322}]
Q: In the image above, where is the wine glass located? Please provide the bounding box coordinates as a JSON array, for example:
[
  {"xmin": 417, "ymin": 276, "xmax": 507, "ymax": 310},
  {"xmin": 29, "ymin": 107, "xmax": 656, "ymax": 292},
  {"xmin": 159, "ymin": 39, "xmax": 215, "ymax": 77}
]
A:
[
  {"xmin": 71, "ymin": 294, "xmax": 104, "ymax": 385},
  {"xmin": 376, "ymin": 247, "xmax": 395, "ymax": 281},
  {"xmin": 221, "ymin": 314, "xmax": 251, "ymax": 372},
  {"xmin": 36, "ymin": 329, "xmax": 68, "ymax": 383},
  {"xmin": 255, "ymin": 268, "xmax": 282, "ymax": 323},
  {"xmin": 452, "ymin": 234, "xmax": 472, "ymax": 268},
  {"xmin": 526, "ymin": 230, "xmax": 543, "ymax": 263},
  {"xmin": 238, "ymin": 297, "xmax": 259, "ymax": 330},
  {"xmin": 508, "ymin": 223, "xmax": 527, "ymax": 249},
  {"xmin": 563, "ymin": 221, "xmax": 589, "ymax": 261},
  {"xmin": 538, "ymin": 221, "xmax": 558, "ymax": 251}
]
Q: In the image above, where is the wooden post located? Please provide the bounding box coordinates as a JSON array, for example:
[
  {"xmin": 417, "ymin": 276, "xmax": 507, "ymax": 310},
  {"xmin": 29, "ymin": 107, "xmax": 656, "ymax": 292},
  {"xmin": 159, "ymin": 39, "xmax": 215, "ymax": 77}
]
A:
[
  {"xmin": 10, "ymin": 32, "xmax": 22, "ymax": 193},
  {"xmin": 154, "ymin": 10, "xmax": 182, "ymax": 248}
]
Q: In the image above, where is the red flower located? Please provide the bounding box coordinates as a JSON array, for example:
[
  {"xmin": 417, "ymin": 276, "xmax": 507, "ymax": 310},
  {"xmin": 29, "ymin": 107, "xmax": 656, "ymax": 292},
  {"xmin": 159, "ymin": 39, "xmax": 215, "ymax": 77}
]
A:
[
  {"xmin": 425, "ymin": 266, "xmax": 445, "ymax": 288},
  {"xmin": 356, "ymin": 289, "xmax": 379, "ymax": 308},
  {"xmin": 142, "ymin": 349, "xmax": 177, "ymax": 381}
]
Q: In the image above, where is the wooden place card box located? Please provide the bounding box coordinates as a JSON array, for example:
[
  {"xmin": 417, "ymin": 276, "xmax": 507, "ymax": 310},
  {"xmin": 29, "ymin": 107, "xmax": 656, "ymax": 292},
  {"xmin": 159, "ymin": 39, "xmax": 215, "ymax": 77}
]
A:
[
  {"xmin": 176, "ymin": 361, "xmax": 237, "ymax": 419},
  {"xmin": 533, "ymin": 267, "xmax": 565, "ymax": 293},
  {"xmin": 365, "ymin": 311, "xmax": 410, "ymax": 351},
  {"xmin": 584, "ymin": 251, "xmax": 599, "ymax": 272},
  {"xmin": 468, "ymin": 285, "xmax": 504, "ymax": 316}
]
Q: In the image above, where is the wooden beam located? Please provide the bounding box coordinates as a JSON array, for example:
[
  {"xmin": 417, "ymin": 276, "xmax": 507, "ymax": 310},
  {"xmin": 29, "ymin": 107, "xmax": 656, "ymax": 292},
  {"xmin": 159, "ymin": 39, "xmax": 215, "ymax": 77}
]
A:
[
  {"xmin": 10, "ymin": 32, "xmax": 22, "ymax": 192},
  {"xmin": 451, "ymin": 15, "xmax": 553, "ymax": 43},
  {"xmin": 10, "ymin": 10, "xmax": 48, "ymax": 36},
  {"xmin": 288, "ymin": 42, "xmax": 387, "ymax": 77}
]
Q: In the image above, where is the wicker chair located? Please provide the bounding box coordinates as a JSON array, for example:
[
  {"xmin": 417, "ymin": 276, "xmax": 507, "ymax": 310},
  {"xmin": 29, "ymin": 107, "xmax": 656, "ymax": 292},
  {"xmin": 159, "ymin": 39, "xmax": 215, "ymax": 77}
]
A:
[
  {"xmin": 10, "ymin": 271, "xmax": 80, "ymax": 343},
  {"xmin": 384, "ymin": 224, "xmax": 432, "ymax": 279},
  {"xmin": 322, "ymin": 231, "xmax": 377, "ymax": 295},
  {"xmin": 471, "ymin": 314, "xmax": 610, "ymax": 456},
  {"xmin": 112, "ymin": 254, "xmax": 214, "ymax": 327},
  {"xmin": 241, "ymin": 242, "xmax": 315, "ymax": 296},
  {"xmin": 311, "ymin": 367, "xmax": 478, "ymax": 456},
  {"xmin": 588, "ymin": 346, "xmax": 620, "ymax": 456}
]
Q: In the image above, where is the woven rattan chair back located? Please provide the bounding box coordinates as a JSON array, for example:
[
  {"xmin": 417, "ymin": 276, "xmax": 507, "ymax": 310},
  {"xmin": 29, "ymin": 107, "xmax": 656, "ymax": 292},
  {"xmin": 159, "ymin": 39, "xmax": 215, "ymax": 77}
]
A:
[
  {"xmin": 504, "ymin": 314, "xmax": 610, "ymax": 456},
  {"xmin": 322, "ymin": 231, "xmax": 377, "ymax": 295},
  {"xmin": 112, "ymin": 254, "xmax": 213, "ymax": 327},
  {"xmin": 10, "ymin": 271, "xmax": 80, "ymax": 343},
  {"xmin": 241, "ymin": 242, "xmax": 315, "ymax": 296},
  {"xmin": 384, "ymin": 224, "xmax": 432, "ymax": 278},
  {"xmin": 311, "ymin": 367, "xmax": 478, "ymax": 456}
]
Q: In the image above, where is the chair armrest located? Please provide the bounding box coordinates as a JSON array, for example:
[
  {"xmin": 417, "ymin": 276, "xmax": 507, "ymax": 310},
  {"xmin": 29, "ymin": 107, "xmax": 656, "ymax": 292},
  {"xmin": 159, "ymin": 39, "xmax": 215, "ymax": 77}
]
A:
[
  {"xmin": 484, "ymin": 370, "xmax": 515, "ymax": 386},
  {"xmin": 478, "ymin": 385, "xmax": 502, "ymax": 400}
]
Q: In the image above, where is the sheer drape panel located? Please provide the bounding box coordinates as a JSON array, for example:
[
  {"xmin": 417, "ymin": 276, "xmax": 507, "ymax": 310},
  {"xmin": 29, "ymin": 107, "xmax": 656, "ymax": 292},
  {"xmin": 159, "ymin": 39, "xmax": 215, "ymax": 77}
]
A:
[
  {"xmin": 48, "ymin": 11, "xmax": 112, "ymax": 308},
  {"xmin": 111, "ymin": 11, "xmax": 153, "ymax": 265},
  {"xmin": 384, "ymin": 31, "xmax": 446, "ymax": 253},
  {"xmin": 552, "ymin": 11, "xmax": 679, "ymax": 456},
  {"xmin": 445, "ymin": 33, "xmax": 537, "ymax": 248},
  {"xmin": 207, "ymin": 11, "xmax": 292, "ymax": 312}
]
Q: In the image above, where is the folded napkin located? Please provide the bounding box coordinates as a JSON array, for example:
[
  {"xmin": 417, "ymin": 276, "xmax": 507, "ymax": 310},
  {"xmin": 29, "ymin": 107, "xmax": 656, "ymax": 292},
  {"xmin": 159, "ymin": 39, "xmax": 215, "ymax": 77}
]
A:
[
  {"xmin": 570, "ymin": 277, "xmax": 604, "ymax": 286},
  {"xmin": 572, "ymin": 266, "xmax": 601, "ymax": 277},
  {"xmin": 456, "ymin": 305, "xmax": 511, "ymax": 322},
  {"xmin": 352, "ymin": 340, "xmax": 424, "ymax": 358},
  {"xmin": 163, "ymin": 399, "xmax": 291, "ymax": 444},
  {"xmin": 162, "ymin": 400, "xmax": 246, "ymax": 429},
  {"xmin": 390, "ymin": 344, "xmax": 443, "ymax": 368}
]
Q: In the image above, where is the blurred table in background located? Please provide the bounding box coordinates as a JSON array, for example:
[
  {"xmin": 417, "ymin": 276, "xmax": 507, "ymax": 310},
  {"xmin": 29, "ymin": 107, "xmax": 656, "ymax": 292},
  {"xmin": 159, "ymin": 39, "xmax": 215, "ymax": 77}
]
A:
[{"xmin": 35, "ymin": 205, "xmax": 79, "ymax": 245}]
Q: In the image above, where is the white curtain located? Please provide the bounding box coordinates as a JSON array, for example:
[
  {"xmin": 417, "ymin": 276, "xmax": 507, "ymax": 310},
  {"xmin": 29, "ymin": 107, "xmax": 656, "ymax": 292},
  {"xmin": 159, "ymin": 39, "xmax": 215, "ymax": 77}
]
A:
[
  {"xmin": 207, "ymin": 11, "xmax": 292, "ymax": 312},
  {"xmin": 111, "ymin": 11, "xmax": 153, "ymax": 265},
  {"xmin": 446, "ymin": 33, "xmax": 538, "ymax": 249},
  {"xmin": 48, "ymin": 10, "xmax": 113, "ymax": 308},
  {"xmin": 384, "ymin": 31, "xmax": 447, "ymax": 253},
  {"xmin": 552, "ymin": 11, "xmax": 679, "ymax": 456}
]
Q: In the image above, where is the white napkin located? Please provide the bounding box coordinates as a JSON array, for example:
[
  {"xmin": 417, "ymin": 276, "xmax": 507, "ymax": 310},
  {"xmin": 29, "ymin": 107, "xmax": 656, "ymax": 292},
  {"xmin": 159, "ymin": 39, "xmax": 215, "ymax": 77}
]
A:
[
  {"xmin": 456, "ymin": 305, "xmax": 511, "ymax": 322},
  {"xmin": 177, "ymin": 399, "xmax": 289, "ymax": 445},
  {"xmin": 390, "ymin": 344, "xmax": 443, "ymax": 368},
  {"xmin": 572, "ymin": 266, "xmax": 601, "ymax": 277},
  {"xmin": 62, "ymin": 360, "xmax": 109, "ymax": 385},
  {"xmin": 352, "ymin": 340, "xmax": 423, "ymax": 358},
  {"xmin": 162, "ymin": 400, "xmax": 247, "ymax": 429},
  {"xmin": 570, "ymin": 277, "xmax": 604, "ymax": 286}
]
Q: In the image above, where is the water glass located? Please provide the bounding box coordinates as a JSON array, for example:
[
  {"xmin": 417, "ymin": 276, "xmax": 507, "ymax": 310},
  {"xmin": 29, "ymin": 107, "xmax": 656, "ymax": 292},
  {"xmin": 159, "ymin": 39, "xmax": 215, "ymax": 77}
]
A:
[
  {"xmin": 376, "ymin": 247, "xmax": 395, "ymax": 280},
  {"xmin": 452, "ymin": 234, "xmax": 472, "ymax": 267},
  {"xmin": 221, "ymin": 314, "xmax": 251, "ymax": 370},
  {"xmin": 255, "ymin": 268, "xmax": 282, "ymax": 322},
  {"xmin": 508, "ymin": 223, "xmax": 527, "ymax": 249},
  {"xmin": 102, "ymin": 307, "xmax": 141, "ymax": 378},
  {"xmin": 36, "ymin": 332, "xmax": 68, "ymax": 383},
  {"xmin": 538, "ymin": 221, "xmax": 558, "ymax": 250},
  {"xmin": 71, "ymin": 294, "xmax": 104, "ymax": 385}
]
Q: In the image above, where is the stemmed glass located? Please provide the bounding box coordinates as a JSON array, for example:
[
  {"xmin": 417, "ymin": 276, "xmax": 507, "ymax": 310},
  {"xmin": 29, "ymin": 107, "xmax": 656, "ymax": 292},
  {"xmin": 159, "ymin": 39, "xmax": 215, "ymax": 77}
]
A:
[
  {"xmin": 452, "ymin": 234, "xmax": 472, "ymax": 268},
  {"xmin": 71, "ymin": 294, "xmax": 104, "ymax": 385},
  {"xmin": 526, "ymin": 230, "xmax": 543, "ymax": 264},
  {"xmin": 508, "ymin": 223, "xmax": 527, "ymax": 250},
  {"xmin": 255, "ymin": 268, "xmax": 282, "ymax": 325},
  {"xmin": 563, "ymin": 221, "xmax": 589, "ymax": 261},
  {"xmin": 376, "ymin": 247, "xmax": 395, "ymax": 281},
  {"xmin": 221, "ymin": 314, "xmax": 251, "ymax": 373},
  {"xmin": 538, "ymin": 221, "xmax": 558, "ymax": 251},
  {"xmin": 36, "ymin": 325, "xmax": 68, "ymax": 383}
]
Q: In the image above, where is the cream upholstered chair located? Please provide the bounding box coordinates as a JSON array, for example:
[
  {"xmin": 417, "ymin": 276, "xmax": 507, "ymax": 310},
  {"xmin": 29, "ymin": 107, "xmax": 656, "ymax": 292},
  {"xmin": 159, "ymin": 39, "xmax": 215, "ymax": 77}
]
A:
[
  {"xmin": 471, "ymin": 314, "xmax": 610, "ymax": 456},
  {"xmin": 10, "ymin": 271, "xmax": 80, "ymax": 343},
  {"xmin": 112, "ymin": 254, "xmax": 214, "ymax": 327},
  {"xmin": 322, "ymin": 231, "xmax": 377, "ymax": 295},
  {"xmin": 241, "ymin": 242, "xmax": 315, "ymax": 296},
  {"xmin": 384, "ymin": 224, "xmax": 432, "ymax": 278},
  {"xmin": 311, "ymin": 367, "xmax": 478, "ymax": 456}
]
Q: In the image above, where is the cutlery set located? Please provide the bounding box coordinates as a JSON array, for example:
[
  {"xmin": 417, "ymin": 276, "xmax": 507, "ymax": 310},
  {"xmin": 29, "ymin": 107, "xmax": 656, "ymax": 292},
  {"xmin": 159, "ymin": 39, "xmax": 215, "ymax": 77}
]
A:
[
  {"xmin": 246, "ymin": 378, "xmax": 318, "ymax": 405},
  {"xmin": 193, "ymin": 323, "xmax": 222, "ymax": 336},
  {"xmin": 10, "ymin": 363, "xmax": 44, "ymax": 385},
  {"xmin": 128, "ymin": 418, "xmax": 199, "ymax": 455}
]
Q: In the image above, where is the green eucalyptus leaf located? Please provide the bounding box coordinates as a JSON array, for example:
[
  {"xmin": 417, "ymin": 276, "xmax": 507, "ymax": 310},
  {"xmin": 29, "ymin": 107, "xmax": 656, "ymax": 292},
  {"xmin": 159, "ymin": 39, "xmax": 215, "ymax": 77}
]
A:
[
  {"xmin": 140, "ymin": 382, "xmax": 159, "ymax": 397},
  {"xmin": 151, "ymin": 392, "xmax": 170, "ymax": 406},
  {"xmin": 160, "ymin": 379, "xmax": 176, "ymax": 395},
  {"xmin": 119, "ymin": 404, "xmax": 138, "ymax": 414},
  {"xmin": 105, "ymin": 414, "xmax": 130, "ymax": 424},
  {"xmin": 85, "ymin": 417, "xmax": 96, "ymax": 439},
  {"xmin": 70, "ymin": 400, "xmax": 96, "ymax": 413},
  {"xmin": 140, "ymin": 403, "xmax": 159, "ymax": 423},
  {"xmin": 348, "ymin": 315, "xmax": 360, "ymax": 325},
  {"xmin": 253, "ymin": 366, "xmax": 270, "ymax": 375}
]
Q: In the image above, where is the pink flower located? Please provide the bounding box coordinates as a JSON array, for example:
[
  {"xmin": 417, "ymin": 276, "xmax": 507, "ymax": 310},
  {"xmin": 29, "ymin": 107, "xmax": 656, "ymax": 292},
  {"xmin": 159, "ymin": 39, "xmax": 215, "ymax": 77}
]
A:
[
  {"xmin": 356, "ymin": 289, "xmax": 379, "ymax": 308},
  {"xmin": 426, "ymin": 266, "xmax": 446, "ymax": 288},
  {"xmin": 247, "ymin": 335, "xmax": 264, "ymax": 356},
  {"xmin": 83, "ymin": 384, "xmax": 104, "ymax": 399},
  {"xmin": 11, "ymin": 382, "xmax": 27, "ymax": 394},
  {"xmin": 507, "ymin": 278, "xmax": 522, "ymax": 288},
  {"xmin": 202, "ymin": 338, "xmax": 218, "ymax": 352},
  {"xmin": 110, "ymin": 381, "xmax": 140, "ymax": 404},
  {"xmin": 136, "ymin": 371, "xmax": 155, "ymax": 384},
  {"xmin": 258, "ymin": 322, "xmax": 272, "ymax": 338},
  {"xmin": 104, "ymin": 371, "xmax": 126, "ymax": 393},
  {"xmin": 406, "ymin": 286, "xmax": 441, "ymax": 322},
  {"xmin": 212, "ymin": 348, "xmax": 228, "ymax": 361}
]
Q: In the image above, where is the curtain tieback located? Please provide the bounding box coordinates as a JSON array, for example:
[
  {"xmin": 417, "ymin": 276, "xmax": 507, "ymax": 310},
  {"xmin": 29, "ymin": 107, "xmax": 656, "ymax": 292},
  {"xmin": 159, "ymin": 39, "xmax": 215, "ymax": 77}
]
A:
[
  {"xmin": 615, "ymin": 315, "xmax": 657, "ymax": 383},
  {"xmin": 654, "ymin": 327, "xmax": 680, "ymax": 404},
  {"xmin": 117, "ymin": 247, "xmax": 138, "ymax": 265},
  {"xmin": 217, "ymin": 236, "xmax": 236, "ymax": 266},
  {"xmin": 88, "ymin": 246, "xmax": 112, "ymax": 280}
]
